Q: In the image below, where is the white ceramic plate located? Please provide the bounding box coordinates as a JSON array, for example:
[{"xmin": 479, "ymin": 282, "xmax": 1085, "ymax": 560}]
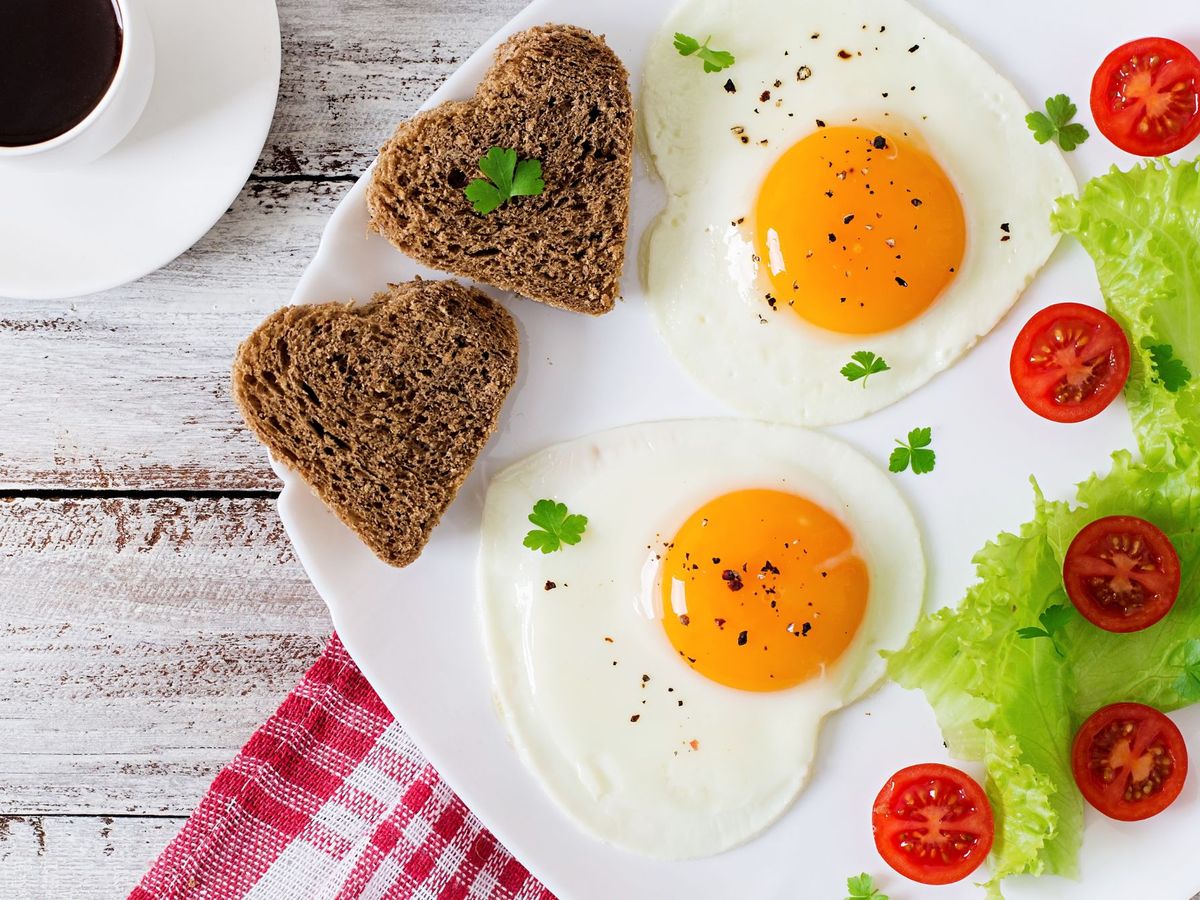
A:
[
  {"xmin": 279, "ymin": 1, "xmax": 1200, "ymax": 897},
  {"xmin": 0, "ymin": 0, "xmax": 280, "ymax": 300}
]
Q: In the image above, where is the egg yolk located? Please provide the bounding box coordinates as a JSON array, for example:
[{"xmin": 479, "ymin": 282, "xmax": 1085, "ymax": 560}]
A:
[
  {"xmin": 753, "ymin": 125, "xmax": 965, "ymax": 335},
  {"xmin": 659, "ymin": 489, "xmax": 869, "ymax": 692}
]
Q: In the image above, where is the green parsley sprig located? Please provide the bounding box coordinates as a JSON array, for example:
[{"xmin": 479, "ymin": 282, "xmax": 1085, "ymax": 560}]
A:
[
  {"xmin": 1146, "ymin": 341, "xmax": 1192, "ymax": 393},
  {"xmin": 523, "ymin": 499, "xmax": 588, "ymax": 553},
  {"xmin": 1017, "ymin": 603, "xmax": 1072, "ymax": 657},
  {"xmin": 841, "ymin": 350, "xmax": 891, "ymax": 387},
  {"xmin": 673, "ymin": 32, "xmax": 735, "ymax": 73},
  {"xmin": 464, "ymin": 146, "xmax": 545, "ymax": 215},
  {"xmin": 1026, "ymin": 94, "xmax": 1089, "ymax": 151},
  {"xmin": 846, "ymin": 872, "xmax": 888, "ymax": 900},
  {"xmin": 889, "ymin": 427, "xmax": 935, "ymax": 475}
]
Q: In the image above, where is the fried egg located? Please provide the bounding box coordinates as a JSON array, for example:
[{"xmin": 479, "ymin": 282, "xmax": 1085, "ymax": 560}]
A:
[
  {"xmin": 479, "ymin": 420, "xmax": 924, "ymax": 858},
  {"xmin": 642, "ymin": 0, "xmax": 1075, "ymax": 425}
]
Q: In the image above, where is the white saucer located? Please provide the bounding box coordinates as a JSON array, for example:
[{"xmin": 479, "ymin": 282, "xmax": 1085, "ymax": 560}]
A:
[{"xmin": 0, "ymin": 0, "xmax": 281, "ymax": 301}]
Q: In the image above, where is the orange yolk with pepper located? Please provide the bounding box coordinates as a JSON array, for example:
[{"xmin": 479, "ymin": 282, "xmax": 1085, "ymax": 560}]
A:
[
  {"xmin": 754, "ymin": 125, "xmax": 965, "ymax": 335},
  {"xmin": 660, "ymin": 489, "xmax": 869, "ymax": 692}
]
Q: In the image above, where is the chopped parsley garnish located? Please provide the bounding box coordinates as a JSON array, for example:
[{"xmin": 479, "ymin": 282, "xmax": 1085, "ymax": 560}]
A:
[
  {"xmin": 1026, "ymin": 94, "xmax": 1089, "ymax": 151},
  {"xmin": 523, "ymin": 499, "xmax": 588, "ymax": 553},
  {"xmin": 673, "ymin": 32, "xmax": 735, "ymax": 73},
  {"xmin": 1146, "ymin": 341, "xmax": 1192, "ymax": 393},
  {"xmin": 464, "ymin": 146, "xmax": 544, "ymax": 215},
  {"xmin": 889, "ymin": 427, "xmax": 935, "ymax": 475},
  {"xmin": 840, "ymin": 350, "xmax": 891, "ymax": 386},
  {"xmin": 846, "ymin": 872, "xmax": 888, "ymax": 900},
  {"xmin": 1016, "ymin": 604, "xmax": 1072, "ymax": 657}
]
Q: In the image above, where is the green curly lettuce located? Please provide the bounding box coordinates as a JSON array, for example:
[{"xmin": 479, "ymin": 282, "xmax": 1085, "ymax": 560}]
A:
[
  {"xmin": 887, "ymin": 479, "xmax": 1080, "ymax": 890},
  {"xmin": 1052, "ymin": 157, "xmax": 1200, "ymax": 468},
  {"xmin": 888, "ymin": 157, "xmax": 1200, "ymax": 896},
  {"xmin": 891, "ymin": 453, "xmax": 1200, "ymax": 894}
]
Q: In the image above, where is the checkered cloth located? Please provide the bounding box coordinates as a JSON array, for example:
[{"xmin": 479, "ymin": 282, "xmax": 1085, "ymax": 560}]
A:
[{"xmin": 131, "ymin": 635, "xmax": 553, "ymax": 900}]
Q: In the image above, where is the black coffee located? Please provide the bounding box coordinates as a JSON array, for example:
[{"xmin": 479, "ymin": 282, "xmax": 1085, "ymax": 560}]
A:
[{"xmin": 0, "ymin": 0, "xmax": 124, "ymax": 147}]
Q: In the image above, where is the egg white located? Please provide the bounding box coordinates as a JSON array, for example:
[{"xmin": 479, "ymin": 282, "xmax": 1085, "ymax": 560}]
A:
[
  {"xmin": 478, "ymin": 420, "xmax": 924, "ymax": 859},
  {"xmin": 641, "ymin": 0, "xmax": 1075, "ymax": 426}
]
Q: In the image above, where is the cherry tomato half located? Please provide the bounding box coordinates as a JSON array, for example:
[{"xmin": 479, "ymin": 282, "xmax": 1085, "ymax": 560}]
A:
[
  {"xmin": 1091, "ymin": 37, "xmax": 1200, "ymax": 157},
  {"xmin": 1010, "ymin": 303, "xmax": 1130, "ymax": 423},
  {"xmin": 1064, "ymin": 515, "xmax": 1181, "ymax": 632},
  {"xmin": 1072, "ymin": 702, "xmax": 1188, "ymax": 821},
  {"xmin": 872, "ymin": 763, "xmax": 994, "ymax": 885}
]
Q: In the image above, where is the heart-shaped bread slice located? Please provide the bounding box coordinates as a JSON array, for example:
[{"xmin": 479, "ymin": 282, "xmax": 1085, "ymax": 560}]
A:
[
  {"xmin": 366, "ymin": 25, "xmax": 633, "ymax": 316},
  {"xmin": 232, "ymin": 279, "xmax": 519, "ymax": 567}
]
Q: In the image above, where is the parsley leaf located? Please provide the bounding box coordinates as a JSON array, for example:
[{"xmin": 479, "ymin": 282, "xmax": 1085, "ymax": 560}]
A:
[
  {"xmin": 1016, "ymin": 603, "xmax": 1072, "ymax": 657},
  {"xmin": 523, "ymin": 499, "xmax": 588, "ymax": 554},
  {"xmin": 1026, "ymin": 113, "xmax": 1055, "ymax": 144},
  {"xmin": 464, "ymin": 146, "xmax": 545, "ymax": 215},
  {"xmin": 1146, "ymin": 341, "xmax": 1193, "ymax": 393},
  {"xmin": 673, "ymin": 32, "xmax": 736, "ymax": 73},
  {"xmin": 1026, "ymin": 94, "xmax": 1089, "ymax": 151},
  {"xmin": 889, "ymin": 426, "xmax": 935, "ymax": 475},
  {"xmin": 846, "ymin": 872, "xmax": 888, "ymax": 900},
  {"xmin": 841, "ymin": 350, "xmax": 891, "ymax": 387},
  {"xmin": 1055, "ymin": 122, "xmax": 1090, "ymax": 152}
]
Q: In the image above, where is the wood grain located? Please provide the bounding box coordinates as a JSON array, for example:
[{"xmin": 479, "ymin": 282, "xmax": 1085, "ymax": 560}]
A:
[
  {"xmin": 263, "ymin": 0, "xmax": 527, "ymax": 178},
  {"xmin": 0, "ymin": 496, "xmax": 326, "ymax": 894},
  {"xmin": 0, "ymin": 496, "xmax": 327, "ymax": 815},
  {"xmin": 0, "ymin": 496, "xmax": 324, "ymax": 897},
  {"xmin": 0, "ymin": 814, "xmax": 184, "ymax": 899},
  {"xmin": 0, "ymin": 180, "xmax": 340, "ymax": 492}
]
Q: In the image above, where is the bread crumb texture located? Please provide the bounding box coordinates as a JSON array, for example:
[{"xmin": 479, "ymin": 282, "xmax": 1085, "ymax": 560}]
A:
[
  {"xmin": 232, "ymin": 279, "xmax": 519, "ymax": 567},
  {"xmin": 367, "ymin": 24, "xmax": 634, "ymax": 315}
]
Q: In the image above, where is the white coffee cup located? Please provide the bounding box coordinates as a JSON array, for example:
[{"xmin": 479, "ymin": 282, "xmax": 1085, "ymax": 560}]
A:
[{"xmin": 0, "ymin": 0, "xmax": 156, "ymax": 171}]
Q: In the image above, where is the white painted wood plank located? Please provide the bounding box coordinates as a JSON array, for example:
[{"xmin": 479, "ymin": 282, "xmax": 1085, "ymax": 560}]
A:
[
  {"xmin": 0, "ymin": 814, "xmax": 184, "ymax": 900},
  {"xmin": 0, "ymin": 498, "xmax": 328, "ymax": 815},
  {"xmin": 264, "ymin": 0, "xmax": 527, "ymax": 176},
  {"xmin": 0, "ymin": 180, "xmax": 341, "ymax": 491}
]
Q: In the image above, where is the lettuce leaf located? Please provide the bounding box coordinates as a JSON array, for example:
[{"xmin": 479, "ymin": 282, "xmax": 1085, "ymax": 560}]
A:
[
  {"xmin": 889, "ymin": 157, "xmax": 1200, "ymax": 895},
  {"xmin": 888, "ymin": 480, "xmax": 1080, "ymax": 888},
  {"xmin": 1050, "ymin": 452, "xmax": 1200, "ymax": 715},
  {"xmin": 1052, "ymin": 157, "xmax": 1200, "ymax": 469},
  {"xmin": 891, "ymin": 452, "xmax": 1200, "ymax": 892}
]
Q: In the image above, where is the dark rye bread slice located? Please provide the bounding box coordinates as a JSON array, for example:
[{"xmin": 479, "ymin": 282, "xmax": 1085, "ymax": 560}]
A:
[
  {"xmin": 366, "ymin": 24, "xmax": 633, "ymax": 316},
  {"xmin": 231, "ymin": 279, "xmax": 519, "ymax": 568}
]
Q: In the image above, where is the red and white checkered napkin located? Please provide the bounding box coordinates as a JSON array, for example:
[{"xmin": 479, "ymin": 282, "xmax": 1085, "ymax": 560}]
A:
[{"xmin": 131, "ymin": 635, "xmax": 554, "ymax": 900}]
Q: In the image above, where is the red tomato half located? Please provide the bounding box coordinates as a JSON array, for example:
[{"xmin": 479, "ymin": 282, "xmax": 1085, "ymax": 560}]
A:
[
  {"xmin": 1072, "ymin": 703, "xmax": 1188, "ymax": 821},
  {"xmin": 1091, "ymin": 37, "xmax": 1200, "ymax": 156},
  {"xmin": 872, "ymin": 763, "xmax": 994, "ymax": 885},
  {"xmin": 1064, "ymin": 515, "xmax": 1181, "ymax": 632},
  {"xmin": 1010, "ymin": 303, "xmax": 1130, "ymax": 423}
]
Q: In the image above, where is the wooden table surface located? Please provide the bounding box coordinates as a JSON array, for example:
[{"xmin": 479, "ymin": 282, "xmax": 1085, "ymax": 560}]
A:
[{"xmin": 0, "ymin": 1, "xmax": 524, "ymax": 895}]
